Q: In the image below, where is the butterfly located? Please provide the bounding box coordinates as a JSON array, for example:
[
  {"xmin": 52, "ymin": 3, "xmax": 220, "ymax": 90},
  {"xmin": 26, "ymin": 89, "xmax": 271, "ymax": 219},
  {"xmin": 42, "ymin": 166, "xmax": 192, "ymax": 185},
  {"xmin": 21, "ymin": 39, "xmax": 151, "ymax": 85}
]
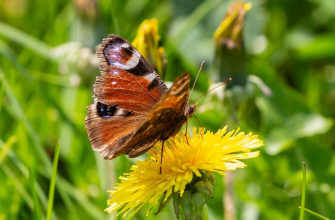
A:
[{"xmin": 85, "ymin": 34, "xmax": 197, "ymax": 160}]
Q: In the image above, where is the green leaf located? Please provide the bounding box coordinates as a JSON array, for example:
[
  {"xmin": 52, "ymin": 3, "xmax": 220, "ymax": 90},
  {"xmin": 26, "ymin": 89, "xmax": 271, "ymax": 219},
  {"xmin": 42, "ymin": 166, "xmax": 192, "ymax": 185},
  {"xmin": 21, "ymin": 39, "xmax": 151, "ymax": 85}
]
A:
[{"xmin": 180, "ymin": 190, "xmax": 192, "ymax": 220}]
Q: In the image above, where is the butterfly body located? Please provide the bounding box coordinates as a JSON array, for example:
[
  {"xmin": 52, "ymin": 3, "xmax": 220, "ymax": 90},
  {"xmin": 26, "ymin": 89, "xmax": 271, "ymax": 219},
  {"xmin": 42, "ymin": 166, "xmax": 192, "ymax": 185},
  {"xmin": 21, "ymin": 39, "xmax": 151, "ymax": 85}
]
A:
[{"xmin": 85, "ymin": 35, "xmax": 196, "ymax": 159}]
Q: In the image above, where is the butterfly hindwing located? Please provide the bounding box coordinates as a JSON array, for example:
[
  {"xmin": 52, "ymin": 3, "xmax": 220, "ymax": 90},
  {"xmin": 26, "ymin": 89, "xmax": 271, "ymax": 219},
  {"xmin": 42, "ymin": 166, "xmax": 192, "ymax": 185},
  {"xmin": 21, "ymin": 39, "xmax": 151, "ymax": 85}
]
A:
[{"xmin": 125, "ymin": 72, "xmax": 191, "ymax": 157}]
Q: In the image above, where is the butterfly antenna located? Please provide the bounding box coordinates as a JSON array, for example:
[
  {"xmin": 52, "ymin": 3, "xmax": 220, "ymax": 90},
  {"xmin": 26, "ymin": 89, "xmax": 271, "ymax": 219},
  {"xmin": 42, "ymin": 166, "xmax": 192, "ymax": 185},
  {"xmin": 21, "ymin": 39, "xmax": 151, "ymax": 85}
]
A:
[
  {"xmin": 189, "ymin": 61, "xmax": 205, "ymax": 103},
  {"xmin": 192, "ymin": 78, "xmax": 232, "ymax": 104}
]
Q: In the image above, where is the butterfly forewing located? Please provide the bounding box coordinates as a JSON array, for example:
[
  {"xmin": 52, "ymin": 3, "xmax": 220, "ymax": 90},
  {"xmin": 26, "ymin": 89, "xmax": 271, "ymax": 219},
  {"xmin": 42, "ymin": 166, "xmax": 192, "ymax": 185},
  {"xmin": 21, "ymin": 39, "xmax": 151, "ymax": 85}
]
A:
[{"xmin": 86, "ymin": 35, "xmax": 167, "ymax": 159}]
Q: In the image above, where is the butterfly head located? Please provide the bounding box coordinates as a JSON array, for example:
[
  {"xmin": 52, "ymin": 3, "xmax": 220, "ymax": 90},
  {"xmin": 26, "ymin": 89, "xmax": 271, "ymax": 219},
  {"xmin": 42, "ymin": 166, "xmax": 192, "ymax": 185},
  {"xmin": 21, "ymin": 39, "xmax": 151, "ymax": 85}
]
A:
[{"xmin": 185, "ymin": 102, "xmax": 198, "ymax": 118}]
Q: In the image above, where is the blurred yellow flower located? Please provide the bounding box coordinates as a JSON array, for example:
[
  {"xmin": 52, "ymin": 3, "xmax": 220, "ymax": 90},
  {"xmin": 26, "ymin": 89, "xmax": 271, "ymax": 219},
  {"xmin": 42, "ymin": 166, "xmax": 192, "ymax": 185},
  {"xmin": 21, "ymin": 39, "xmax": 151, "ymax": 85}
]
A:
[
  {"xmin": 105, "ymin": 127, "xmax": 263, "ymax": 217},
  {"xmin": 214, "ymin": 2, "xmax": 252, "ymax": 49},
  {"xmin": 132, "ymin": 18, "xmax": 166, "ymax": 77}
]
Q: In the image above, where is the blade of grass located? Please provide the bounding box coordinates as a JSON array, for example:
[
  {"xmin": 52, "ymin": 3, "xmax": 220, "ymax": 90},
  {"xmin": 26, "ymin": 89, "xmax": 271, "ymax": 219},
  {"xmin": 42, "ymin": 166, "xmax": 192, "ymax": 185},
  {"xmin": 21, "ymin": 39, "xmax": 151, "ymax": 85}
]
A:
[
  {"xmin": 0, "ymin": 70, "xmax": 78, "ymax": 218},
  {"xmin": 148, "ymin": 0, "xmax": 172, "ymax": 25},
  {"xmin": 53, "ymin": 3, "xmax": 76, "ymax": 39},
  {"xmin": 0, "ymin": 136, "xmax": 16, "ymax": 165},
  {"xmin": 0, "ymin": 70, "xmax": 4, "ymax": 136},
  {"xmin": 1, "ymin": 70, "xmax": 52, "ymax": 170},
  {"xmin": 46, "ymin": 141, "xmax": 61, "ymax": 220},
  {"xmin": 6, "ymin": 148, "xmax": 104, "ymax": 220},
  {"xmin": 170, "ymin": 0, "xmax": 221, "ymax": 42},
  {"xmin": 29, "ymin": 168, "xmax": 43, "ymax": 220},
  {"xmin": 0, "ymin": 39, "xmax": 25, "ymax": 74},
  {"xmin": 2, "ymin": 164, "xmax": 34, "ymax": 209},
  {"xmin": 59, "ymin": 179, "xmax": 105, "ymax": 219},
  {"xmin": 0, "ymin": 21, "xmax": 52, "ymax": 59},
  {"xmin": 12, "ymin": 148, "xmax": 104, "ymax": 219},
  {"xmin": 95, "ymin": 154, "xmax": 108, "ymax": 198},
  {"xmin": 298, "ymin": 164, "xmax": 330, "ymax": 220},
  {"xmin": 299, "ymin": 207, "xmax": 330, "ymax": 220},
  {"xmin": 31, "ymin": 70, "xmax": 74, "ymax": 87},
  {"xmin": 299, "ymin": 162, "xmax": 306, "ymax": 220},
  {"xmin": 0, "ymin": 139, "xmax": 59, "ymax": 220},
  {"xmin": 111, "ymin": 0, "xmax": 120, "ymax": 35}
]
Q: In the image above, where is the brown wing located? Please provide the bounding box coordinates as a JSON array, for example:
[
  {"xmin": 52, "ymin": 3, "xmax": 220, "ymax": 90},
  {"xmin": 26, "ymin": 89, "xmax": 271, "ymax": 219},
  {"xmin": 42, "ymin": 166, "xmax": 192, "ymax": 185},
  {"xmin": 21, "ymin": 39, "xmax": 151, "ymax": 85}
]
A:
[
  {"xmin": 124, "ymin": 72, "xmax": 191, "ymax": 158},
  {"xmin": 85, "ymin": 35, "xmax": 168, "ymax": 159}
]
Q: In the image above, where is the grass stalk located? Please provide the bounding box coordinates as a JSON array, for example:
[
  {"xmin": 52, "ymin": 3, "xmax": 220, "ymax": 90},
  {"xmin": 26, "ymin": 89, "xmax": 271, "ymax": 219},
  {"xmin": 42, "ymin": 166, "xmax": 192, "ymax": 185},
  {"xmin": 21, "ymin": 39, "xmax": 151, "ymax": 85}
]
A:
[
  {"xmin": 29, "ymin": 168, "xmax": 42, "ymax": 220},
  {"xmin": 46, "ymin": 141, "xmax": 61, "ymax": 220},
  {"xmin": 299, "ymin": 162, "xmax": 306, "ymax": 220},
  {"xmin": 299, "ymin": 207, "xmax": 330, "ymax": 220},
  {"xmin": 0, "ymin": 21, "xmax": 51, "ymax": 59}
]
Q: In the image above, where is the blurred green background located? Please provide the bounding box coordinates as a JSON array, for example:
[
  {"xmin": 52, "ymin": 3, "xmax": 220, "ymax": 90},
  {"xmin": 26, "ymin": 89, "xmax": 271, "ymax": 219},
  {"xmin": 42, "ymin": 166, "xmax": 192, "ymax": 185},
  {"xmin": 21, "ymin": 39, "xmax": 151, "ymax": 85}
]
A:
[{"xmin": 1, "ymin": 0, "xmax": 335, "ymax": 219}]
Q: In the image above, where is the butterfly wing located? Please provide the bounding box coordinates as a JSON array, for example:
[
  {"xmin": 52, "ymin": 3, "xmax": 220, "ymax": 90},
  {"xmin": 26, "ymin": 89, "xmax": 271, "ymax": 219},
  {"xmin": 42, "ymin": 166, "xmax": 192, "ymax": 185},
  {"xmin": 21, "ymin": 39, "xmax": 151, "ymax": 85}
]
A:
[
  {"xmin": 85, "ymin": 35, "xmax": 168, "ymax": 159},
  {"xmin": 124, "ymin": 72, "xmax": 191, "ymax": 157}
]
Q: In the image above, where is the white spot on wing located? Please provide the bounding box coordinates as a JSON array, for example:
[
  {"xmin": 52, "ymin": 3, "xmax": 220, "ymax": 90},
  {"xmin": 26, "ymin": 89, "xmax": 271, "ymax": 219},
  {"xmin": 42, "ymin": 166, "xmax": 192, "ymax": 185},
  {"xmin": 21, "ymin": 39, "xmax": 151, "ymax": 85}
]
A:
[
  {"xmin": 120, "ymin": 43, "xmax": 129, "ymax": 48},
  {"xmin": 109, "ymin": 42, "xmax": 141, "ymax": 70},
  {"xmin": 114, "ymin": 108, "xmax": 130, "ymax": 116},
  {"xmin": 124, "ymin": 54, "xmax": 140, "ymax": 69},
  {"xmin": 112, "ymin": 62, "xmax": 127, "ymax": 68},
  {"xmin": 144, "ymin": 73, "xmax": 156, "ymax": 82},
  {"xmin": 134, "ymin": 50, "xmax": 141, "ymax": 58}
]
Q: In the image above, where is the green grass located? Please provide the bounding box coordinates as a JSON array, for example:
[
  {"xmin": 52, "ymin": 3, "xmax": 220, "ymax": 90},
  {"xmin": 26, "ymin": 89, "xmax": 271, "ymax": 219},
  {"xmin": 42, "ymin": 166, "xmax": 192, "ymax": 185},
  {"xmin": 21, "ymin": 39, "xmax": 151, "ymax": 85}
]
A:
[
  {"xmin": 1, "ymin": 0, "xmax": 335, "ymax": 219},
  {"xmin": 46, "ymin": 141, "xmax": 60, "ymax": 220},
  {"xmin": 300, "ymin": 162, "xmax": 306, "ymax": 220}
]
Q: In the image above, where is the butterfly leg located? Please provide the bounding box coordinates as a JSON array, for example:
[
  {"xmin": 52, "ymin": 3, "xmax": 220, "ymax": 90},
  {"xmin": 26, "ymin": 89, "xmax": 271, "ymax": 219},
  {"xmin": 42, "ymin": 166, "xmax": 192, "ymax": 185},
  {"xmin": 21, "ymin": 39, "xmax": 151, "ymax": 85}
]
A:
[
  {"xmin": 185, "ymin": 120, "xmax": 190, "ymax": 145},
  {"xmin": 193, "ymin": 114, "xmax": 204, "ymax": 139},
  {"xmin": 160, "ymin": 141, "xmax": 164, "ymax": 174},
  {"xmin": 193, "ymin": 114, "xmax": 202, "ymax": 127}
]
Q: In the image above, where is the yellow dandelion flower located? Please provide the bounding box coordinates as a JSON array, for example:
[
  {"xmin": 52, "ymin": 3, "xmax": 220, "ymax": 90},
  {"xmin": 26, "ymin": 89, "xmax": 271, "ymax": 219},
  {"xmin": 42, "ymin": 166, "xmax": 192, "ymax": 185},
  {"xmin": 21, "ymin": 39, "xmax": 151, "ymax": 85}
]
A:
[{"xmin": 105, "ymin": 127, "xmax": 263, "ymax": 217}]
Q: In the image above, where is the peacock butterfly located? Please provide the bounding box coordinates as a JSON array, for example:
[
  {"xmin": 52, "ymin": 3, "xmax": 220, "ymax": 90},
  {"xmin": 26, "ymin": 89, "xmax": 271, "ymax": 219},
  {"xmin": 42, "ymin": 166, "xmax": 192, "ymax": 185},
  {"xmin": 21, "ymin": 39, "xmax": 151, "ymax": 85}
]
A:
[{"xmin": 85, "ymin": 35, "xmax": 197, "ymax": 160}]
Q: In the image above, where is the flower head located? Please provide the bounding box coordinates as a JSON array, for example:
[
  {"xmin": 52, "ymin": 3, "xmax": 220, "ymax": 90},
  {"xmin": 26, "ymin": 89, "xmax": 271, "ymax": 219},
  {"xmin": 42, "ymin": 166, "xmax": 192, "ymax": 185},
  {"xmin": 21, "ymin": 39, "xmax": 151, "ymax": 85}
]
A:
[
  {"xmin": 213, "ymin": 2, "xmax": 252, "ymax": 87},
  {"xmin": 214, "ymin": 2, "xmax": 252, "ymax": 49},
  {"xmin": 132, "ymin": 18, "xmax": 166, "ymax": 77},
  {"xmin": 105, "ymin": 127, "xmax": 263, "ymax": 217}
]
